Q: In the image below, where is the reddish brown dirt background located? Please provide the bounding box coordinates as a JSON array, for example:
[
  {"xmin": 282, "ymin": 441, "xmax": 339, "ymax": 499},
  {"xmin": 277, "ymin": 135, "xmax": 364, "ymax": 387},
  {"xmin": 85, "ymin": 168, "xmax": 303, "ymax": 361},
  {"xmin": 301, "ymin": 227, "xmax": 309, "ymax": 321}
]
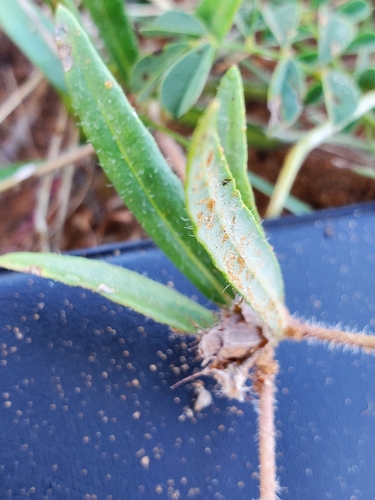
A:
[{"xmin": 1, "ymin": 32, "xmax": 375, "ymax": 254}]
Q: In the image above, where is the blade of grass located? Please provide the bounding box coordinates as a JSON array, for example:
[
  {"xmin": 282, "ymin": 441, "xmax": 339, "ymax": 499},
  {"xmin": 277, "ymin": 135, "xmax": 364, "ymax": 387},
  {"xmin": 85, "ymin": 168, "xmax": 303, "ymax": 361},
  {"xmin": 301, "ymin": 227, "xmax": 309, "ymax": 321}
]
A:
[
  {"xmin": 0, "ymin": 253, "xmax": 216, "ymax": 332},
  {"xmin": 55, "ymin": 6, "xmax": 231, "ymax": 305}
]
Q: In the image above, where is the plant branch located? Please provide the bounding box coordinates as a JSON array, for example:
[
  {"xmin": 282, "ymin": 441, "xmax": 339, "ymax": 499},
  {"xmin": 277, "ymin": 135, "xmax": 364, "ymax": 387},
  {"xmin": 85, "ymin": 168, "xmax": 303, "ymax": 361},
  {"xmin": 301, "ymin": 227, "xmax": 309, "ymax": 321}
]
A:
[
  {"xmin": 266, "ymin": 90, "xmax": 375, "ymax": 218},
  {"xmin": 286, "ymin": 319, "xmax": 375, "ymax": 352}
]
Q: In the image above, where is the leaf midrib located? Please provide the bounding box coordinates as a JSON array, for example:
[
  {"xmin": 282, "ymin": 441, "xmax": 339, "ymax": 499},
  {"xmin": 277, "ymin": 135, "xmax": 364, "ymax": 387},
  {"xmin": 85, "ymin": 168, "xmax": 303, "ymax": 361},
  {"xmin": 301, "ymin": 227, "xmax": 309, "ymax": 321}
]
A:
[
  {"xmin": 201, "ymin": 141, "xmax": 283, "ymax": 308},
  {"xmin": 72, "ymin": 39, "xmax": 226, "ymax": 300}
]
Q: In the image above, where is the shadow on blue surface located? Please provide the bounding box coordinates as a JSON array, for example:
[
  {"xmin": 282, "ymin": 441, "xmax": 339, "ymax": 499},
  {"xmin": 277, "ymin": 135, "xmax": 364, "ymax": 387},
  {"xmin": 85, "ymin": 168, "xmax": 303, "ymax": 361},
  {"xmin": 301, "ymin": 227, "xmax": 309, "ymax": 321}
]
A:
[{"xmin": 0, "ymin": 203, "xmax": 375, "ymax": 499}]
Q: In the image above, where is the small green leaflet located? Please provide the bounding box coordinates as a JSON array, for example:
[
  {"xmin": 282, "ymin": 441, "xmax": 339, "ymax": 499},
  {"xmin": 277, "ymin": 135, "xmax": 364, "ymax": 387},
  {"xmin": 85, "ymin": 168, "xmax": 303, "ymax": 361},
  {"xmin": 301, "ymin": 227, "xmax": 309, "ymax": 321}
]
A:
[
  {"xmin": 131, "ymin": 43, "xmax": 190, "ymax": 102},
  {"xmin": 268, "ymin": 58, "xmax": 304, "ymax": 129},
  {"xmin": 161, "ymin": 44, "xmax": 215, "ymax": 118},
  {"xmin": 141, "ymin": 10, "xmax": 207, "ymax": 38},
  {"xmin": 318, "ymin": 6, "xmax": 356, "ymax": 64},
  {"xmin": 195, "ymin": 0, "xmax": 242, "ymax": 42},
  {"xmin": 261, "ymin": 1, "xmax": 300, "ymax": 47},
  {"xmin": 323, "ymin": 70, "xmax": 359, "ymax": 125}
]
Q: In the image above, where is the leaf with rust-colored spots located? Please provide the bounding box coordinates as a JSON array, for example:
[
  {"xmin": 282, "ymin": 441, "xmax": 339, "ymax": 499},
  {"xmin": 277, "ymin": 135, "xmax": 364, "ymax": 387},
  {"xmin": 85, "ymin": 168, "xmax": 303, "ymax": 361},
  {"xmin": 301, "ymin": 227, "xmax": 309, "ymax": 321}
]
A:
[{"xmin": 185, "ymin": 101, "xmax": 288, "ymax": 340}]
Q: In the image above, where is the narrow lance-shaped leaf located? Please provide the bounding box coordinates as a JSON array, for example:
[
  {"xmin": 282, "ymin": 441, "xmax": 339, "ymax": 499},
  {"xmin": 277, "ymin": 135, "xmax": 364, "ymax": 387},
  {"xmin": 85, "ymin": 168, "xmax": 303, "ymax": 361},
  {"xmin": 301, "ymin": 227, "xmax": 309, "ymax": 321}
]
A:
[
  {"xmin": 185, "ymin": 101, "xmax": 288, "ymax": 339},
  {"xmin": 55, "ymin": 6, "xmax": 231, "ymax": 305},
  {"xmin": 0, "ymin": 253, "xmax": 216, "ymax": 333},
  {"xmin": 0, "ymin": 0, "xmax": 67, "ymax": 94},
  {"xmin": 161, "ymin": 44, "xmax": 215, "ymax": 118},
  {"xmin": 82, "ymin": 0, "xmax": 138, "ymax": 86},
  {"xmin": 216, "ymin": 66, "xmax": 259, "ymax": 222},
  {"xmin": 195, "ymin": 0, "xmax": 243, "ymax": 42}
]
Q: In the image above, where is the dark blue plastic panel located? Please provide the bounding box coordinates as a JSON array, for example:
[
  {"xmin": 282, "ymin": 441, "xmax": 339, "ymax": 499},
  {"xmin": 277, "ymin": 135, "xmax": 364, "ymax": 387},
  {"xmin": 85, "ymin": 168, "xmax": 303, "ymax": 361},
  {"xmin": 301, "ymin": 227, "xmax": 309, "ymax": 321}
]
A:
[{"xmin": 0, "ymin": 203, "xmax": 375, "ymax": 499}]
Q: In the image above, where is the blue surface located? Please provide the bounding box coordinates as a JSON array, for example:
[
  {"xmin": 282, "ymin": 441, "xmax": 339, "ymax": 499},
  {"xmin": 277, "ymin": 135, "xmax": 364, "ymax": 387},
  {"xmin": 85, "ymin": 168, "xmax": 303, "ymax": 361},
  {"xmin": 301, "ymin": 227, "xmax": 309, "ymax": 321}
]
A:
[{"xmin": 0, "ymin": 203, "xmax": 375, "ymax": 499}]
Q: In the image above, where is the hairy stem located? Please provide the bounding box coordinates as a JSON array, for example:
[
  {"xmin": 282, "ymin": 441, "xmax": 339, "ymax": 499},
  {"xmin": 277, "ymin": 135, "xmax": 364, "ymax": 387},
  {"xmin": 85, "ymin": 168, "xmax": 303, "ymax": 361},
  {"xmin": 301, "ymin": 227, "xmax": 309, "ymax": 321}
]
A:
[
  {"xmin": 286, "ymin": 319, "xmax": 375, "ymax": 351},
  {"xmin": 257, "ymin": 346, "xmax": 279, "ymax": 500}
]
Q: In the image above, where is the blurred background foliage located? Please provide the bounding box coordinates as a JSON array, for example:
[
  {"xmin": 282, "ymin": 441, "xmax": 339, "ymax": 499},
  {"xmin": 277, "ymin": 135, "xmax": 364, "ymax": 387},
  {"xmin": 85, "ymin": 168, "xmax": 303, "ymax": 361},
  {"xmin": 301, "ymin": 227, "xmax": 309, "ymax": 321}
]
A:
[{"xmin": 1, "ymin": 0, "xmax": 375, "ymax": 253}]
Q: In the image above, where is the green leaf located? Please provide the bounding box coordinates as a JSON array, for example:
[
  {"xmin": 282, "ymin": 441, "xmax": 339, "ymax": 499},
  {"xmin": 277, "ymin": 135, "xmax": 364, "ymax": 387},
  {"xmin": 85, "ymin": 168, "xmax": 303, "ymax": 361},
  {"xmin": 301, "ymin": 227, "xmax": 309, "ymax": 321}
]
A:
[
  {"xmin": 59, "ymin": 0, "xmax": 82, "ymax": 21},
  {"xmin": 297, "ymin": 51, "xmax": 318, "ymax": 66},
  {"xmin": 318, "ymin": 6, "xmax": 356, "ymax": 64},
  {"xmin": 185, "ymin": 101, "xmax": 287, "ymax": 339},
  {"xmin": 235, "ymin": 0, "xmax": 261, "ymax": 36},
  {"xmin": 311, "ymin": 0, "xmax": 327, "ymax": 7},
  {"xmin": 304, "ymin": 82, "xmax": 323, "ymax": 105},
  {"xmin": 195, "ymin": 0, "xmax": 243, "ymax": 42},
  {"xmin": 261, "ymin": 1, "xmax": 300, "ymax": 47},
  {"xmin": 216, "ymin": 66, "xmax": 258, "ymax": 220},
  {"xmin": 322, "ymin": 70, "xmax": 359, "ymax": 125},
  {"xmin": 0, "ymin": 253, "xmax": 216, "ymax": 332},
  {"xmin": 82, "ymin": 0, "xmax": 138, "ymax": 86},
  {"xmin": 55, "ymin": 6, "xmax": 231, "ymax": 305},
  {"xmin": 358, "ymin": 68, "xmax": 375, "ymax": 91},
  {"xmin": 141, "ymin": 10, "xmax": 207, "ymax": 38},
  {"xmin": 268, "ymin": 58, "xmax": 304, "ymax": 128},
  {"xmin": 131, "ymin": 43, "xmax": 190, "ymax": 102},
  {"xmin": 161, "ymin": 44, "xmax": 215, "ymax": 118},
  {"xmin": 346, "ymin": 33, "xmax": 375, "ymax": 53},
  {"xmin": 339, "ymin": 1, "xmax": 372, "ymax": 22},
  {"xmin": 0, "ymin": 0, "xmax": 67, "ymax": 94}
]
